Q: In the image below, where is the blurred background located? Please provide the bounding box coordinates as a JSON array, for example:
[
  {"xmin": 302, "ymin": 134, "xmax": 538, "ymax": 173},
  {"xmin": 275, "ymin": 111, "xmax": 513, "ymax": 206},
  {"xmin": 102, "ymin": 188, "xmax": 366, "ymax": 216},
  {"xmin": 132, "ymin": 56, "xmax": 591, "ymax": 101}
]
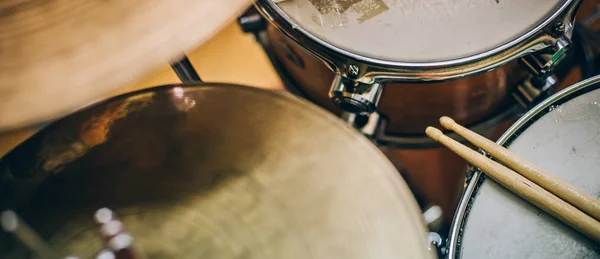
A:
[{"xmin": 0, "ymin": 21, "xmax": 283, "ymax": 157}]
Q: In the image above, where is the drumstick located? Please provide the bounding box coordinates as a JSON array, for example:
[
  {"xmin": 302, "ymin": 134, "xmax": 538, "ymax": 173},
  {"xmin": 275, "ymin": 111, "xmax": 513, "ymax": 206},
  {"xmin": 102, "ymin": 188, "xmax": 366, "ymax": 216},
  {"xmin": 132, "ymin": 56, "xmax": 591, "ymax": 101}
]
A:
[
  {"xmin": 439, "ymin": 116, "xmax": 600, "ymax": 222},
  {"xmin": 425, "ymin": 127, "xmax": 600, "ymax": 242}
]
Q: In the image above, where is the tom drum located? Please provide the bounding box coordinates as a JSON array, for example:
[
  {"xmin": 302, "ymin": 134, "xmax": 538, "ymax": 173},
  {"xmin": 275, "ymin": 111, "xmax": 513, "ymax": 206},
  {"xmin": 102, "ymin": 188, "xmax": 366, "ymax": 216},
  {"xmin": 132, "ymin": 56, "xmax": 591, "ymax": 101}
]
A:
[{"xmin": 253, "ymin": 0, "xmax": 586, "ymax": 223}]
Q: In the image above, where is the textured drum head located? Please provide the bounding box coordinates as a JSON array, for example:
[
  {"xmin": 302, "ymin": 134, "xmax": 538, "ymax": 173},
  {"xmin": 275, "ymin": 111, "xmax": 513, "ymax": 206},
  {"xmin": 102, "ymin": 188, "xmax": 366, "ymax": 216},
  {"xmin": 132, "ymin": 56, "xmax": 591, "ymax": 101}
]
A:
[
  {"xmin": 458, "ymin": 83, "xmax": 600, "ymax": 258},
  {"xmin": 273, "ymin": 0, "xmax": 562, "ymax": 62}
]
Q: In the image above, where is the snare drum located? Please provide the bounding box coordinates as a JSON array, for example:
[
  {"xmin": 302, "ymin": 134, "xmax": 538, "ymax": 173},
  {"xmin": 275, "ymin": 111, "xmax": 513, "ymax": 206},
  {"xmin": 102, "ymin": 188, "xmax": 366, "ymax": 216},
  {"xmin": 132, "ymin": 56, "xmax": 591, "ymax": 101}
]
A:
[
  {"xmin": 253, "ymin": 0, "xmax": 584, "ymax": 223},
  {"xmin": 448, "ymin": 75, "xmax": 600, "ymax": 258}
]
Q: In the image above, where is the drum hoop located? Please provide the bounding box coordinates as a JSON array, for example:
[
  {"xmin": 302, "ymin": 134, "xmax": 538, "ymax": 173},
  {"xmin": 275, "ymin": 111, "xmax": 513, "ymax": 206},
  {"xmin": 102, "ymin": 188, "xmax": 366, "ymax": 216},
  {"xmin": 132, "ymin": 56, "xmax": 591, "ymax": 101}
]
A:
[
  {"xmin": 446, "ymin": 74, "xmax": 600, "ymax": 259},
  {"xmin": 255, "ymin": 0, "xmax": 577, "ymax": 82}
]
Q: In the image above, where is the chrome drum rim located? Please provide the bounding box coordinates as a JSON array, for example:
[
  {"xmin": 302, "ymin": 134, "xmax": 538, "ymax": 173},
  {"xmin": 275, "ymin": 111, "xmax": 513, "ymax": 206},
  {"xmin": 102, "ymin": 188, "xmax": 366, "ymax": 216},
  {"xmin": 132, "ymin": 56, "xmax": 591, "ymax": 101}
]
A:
[{"xmin": 255, "ymin": 0, "xmax": 578, "ymax": 83}]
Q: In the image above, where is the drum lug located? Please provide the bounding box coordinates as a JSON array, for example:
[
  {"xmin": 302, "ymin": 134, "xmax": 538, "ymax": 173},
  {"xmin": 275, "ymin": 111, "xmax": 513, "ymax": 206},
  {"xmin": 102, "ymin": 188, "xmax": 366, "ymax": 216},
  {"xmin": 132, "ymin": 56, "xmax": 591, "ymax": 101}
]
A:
[
  {"xmin": 520, "ymin": 0, "xmax": 579, "ymax": 78},
  {"xmin": 427, "ymin": 232, "xmax": 447, "ymax": 258},
  {"xmin": 512, "ymin": 75, "xmax": 558, "ymax": 109},
  {"xmin": 238, "ymin": 10, "xmax": 267, "ymax": 33},
  {"xmin": 330, "ymin": 74, "xmax": 383, "ymax": 114},
  {"xmin": 423, "ymin": 206, "xmax": 447, "ymax": 258},
  {"xmin": 341, "ymin": 112, "xmax": 381, "ymax": 138},
  {"xmin": 520, "ymin": 36, "xmax": 571, "ymax": 79}
]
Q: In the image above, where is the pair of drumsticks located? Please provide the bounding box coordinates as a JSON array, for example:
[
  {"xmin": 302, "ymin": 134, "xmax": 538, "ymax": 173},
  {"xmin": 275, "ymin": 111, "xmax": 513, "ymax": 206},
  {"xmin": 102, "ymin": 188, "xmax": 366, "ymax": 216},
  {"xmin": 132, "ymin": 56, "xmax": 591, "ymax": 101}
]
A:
[
  {"xmin": 426, "ymin": 116, "xmax": 600, "ymax": 242},
  {"xmin": 0, "ymin": 208, "xmax": 146, "ymax": 259}
]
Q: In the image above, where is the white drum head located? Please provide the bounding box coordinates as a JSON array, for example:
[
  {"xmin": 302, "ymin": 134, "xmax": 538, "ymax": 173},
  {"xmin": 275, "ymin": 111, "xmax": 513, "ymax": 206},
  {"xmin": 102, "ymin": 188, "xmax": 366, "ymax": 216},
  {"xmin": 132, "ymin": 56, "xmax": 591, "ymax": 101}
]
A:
[
  {"xmin": 456, "ymin": 79, "xmax": 600, "ymax": 258},
  {"xmin": 273, "ymin": 0, "xmax": 563, "ymax": 62}
]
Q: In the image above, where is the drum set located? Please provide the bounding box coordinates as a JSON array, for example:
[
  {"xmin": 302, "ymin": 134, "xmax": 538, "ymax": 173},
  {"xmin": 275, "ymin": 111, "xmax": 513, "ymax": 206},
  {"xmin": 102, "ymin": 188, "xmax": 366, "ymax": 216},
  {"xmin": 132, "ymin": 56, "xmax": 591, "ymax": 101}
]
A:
[{"xmin": 0, "ymin": 0, "xmax": 599, "ymax": 258}]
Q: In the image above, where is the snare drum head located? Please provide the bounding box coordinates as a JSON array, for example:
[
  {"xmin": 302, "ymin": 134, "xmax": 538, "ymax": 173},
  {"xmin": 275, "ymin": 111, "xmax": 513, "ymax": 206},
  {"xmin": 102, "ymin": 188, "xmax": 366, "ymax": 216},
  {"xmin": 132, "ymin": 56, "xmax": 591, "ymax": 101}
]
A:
[
  {"xmin": 457, "ymin": 80, "xmax": 600, "ymax": 258},
  {"xmin": 271, "ymin": 0, "xmax": 562, "ymax": 62}
]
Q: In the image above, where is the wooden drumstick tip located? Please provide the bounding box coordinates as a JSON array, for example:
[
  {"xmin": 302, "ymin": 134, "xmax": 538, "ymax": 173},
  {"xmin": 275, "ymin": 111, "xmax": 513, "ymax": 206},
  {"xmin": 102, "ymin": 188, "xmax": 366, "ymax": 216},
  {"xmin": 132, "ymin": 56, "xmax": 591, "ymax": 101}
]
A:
[
  {"xmin": 439, "ymin": 116, "xmax": 456, "ymax": 129},
  {"xmin": 425, "ymin": 126, "xmax": 443, "ymax": 141}
]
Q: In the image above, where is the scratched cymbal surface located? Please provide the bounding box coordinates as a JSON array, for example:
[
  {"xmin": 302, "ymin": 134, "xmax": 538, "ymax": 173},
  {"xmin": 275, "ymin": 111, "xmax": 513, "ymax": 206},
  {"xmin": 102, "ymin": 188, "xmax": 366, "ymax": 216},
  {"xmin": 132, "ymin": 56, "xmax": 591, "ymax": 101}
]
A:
[
  {"xmin": 0, "ymin": 0, "xmax": 252, "ymax": 131},
  {"xmin": 0, "ymin": 84, "xmax": 433, "ymax": 259}
]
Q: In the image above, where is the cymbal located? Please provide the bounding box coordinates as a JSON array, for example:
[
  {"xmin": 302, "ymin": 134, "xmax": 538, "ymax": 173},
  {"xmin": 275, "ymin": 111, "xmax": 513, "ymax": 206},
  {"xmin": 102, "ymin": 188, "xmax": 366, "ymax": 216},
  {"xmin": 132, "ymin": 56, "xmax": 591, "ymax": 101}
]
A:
[
  {"xmin": 0, "ymin": 84, "xmax": 434, "ymax": 259},
  {"xmin": 0, "ymin": 0, "xmax": 252, "ymax": 131}
]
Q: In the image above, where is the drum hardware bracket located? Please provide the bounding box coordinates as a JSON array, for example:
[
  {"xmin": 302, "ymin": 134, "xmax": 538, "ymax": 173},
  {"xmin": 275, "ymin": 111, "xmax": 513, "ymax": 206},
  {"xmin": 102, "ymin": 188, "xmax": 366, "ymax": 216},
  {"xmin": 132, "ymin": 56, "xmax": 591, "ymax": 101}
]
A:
[
  {"xmin": 520, "ymin": 37, "xmax": 571, "ymax": 79},
  {"xmin": 238, "ymin": 11, "xmax": 267, "ymax": 34},
  {"xmin": 423, "ymin": 206, "xmax": 447, "ymax": 258},
  {"xmin": 342, "ymin": 112, "xmax": 380, "ymax": 137},
  {"xmin": 512, "ymin": 75, "xmax": 558, "ymax": 110},
  {"xmin": 346, "ymin": 64, "xmax": 361, "ymax": 79},
  {"xmin": 519, "ymin": 2, "xmax": 581, "ymax": 79},
  {"xmin": 553, "ymin": 22, "xmax": 566, "ymax": 35},
  {"xmin": 517, "ymin": 22, "xmax": 569, "ymax": 109},
  {"xmin": 170, "ymin": 55, "xmax": 202, "ymax": 83},
  {"xmin": 330, "ymin": 74, "xmax": 383, "ymax": 114},
  {"xmin": 423, "ymin": 205, "xmax": 444, "ymax": 232},
  {"xmin": 427, "ymin": 232, "xmax": 447, "ymax": 258},
  {"xmin": 237, "ymin": 10, "xmax": 310, "ymax": 98}
]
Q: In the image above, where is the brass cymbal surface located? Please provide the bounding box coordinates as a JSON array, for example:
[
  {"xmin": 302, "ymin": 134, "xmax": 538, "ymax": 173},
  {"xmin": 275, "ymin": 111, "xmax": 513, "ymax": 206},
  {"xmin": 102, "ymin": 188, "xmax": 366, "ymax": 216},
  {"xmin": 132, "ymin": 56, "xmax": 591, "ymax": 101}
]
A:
[{"xmin": 0, "ymin": 84, "xmax": 433, "ymax": 259}]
